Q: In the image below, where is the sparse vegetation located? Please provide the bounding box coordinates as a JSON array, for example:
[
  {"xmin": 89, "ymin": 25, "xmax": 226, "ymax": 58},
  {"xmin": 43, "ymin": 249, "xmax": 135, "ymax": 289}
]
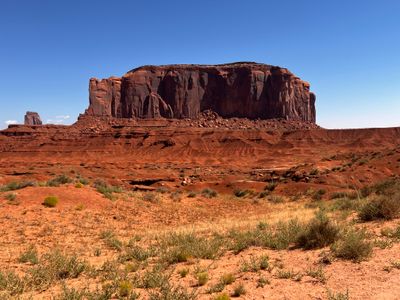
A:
[
  {"xmin": 0, "ymin": 181, "xmax": 35, "ymax": 192},
  {"xmin": 1, "ymin": 172, "xmax": 399, "ymax": 298},
  {"xmin": 232, "ymin": 283, "xmax": 246, "ymax": 297},
  {"xmin": 100, "ymin": 230, "xmax": 123, "ymax": 251},
  {"xmin": 331, "ymin": 228, "xmax": 372, "ymax": 262},
  {"xmin": 233, "ymin": 189, "xmax": 252, "ymax": 197},
  {"xmin": 159, "ymin": 232, "xmax": 223, "ymax": 264},
  {"xmin": 42, "ymin": 196, "xmax": 59, "ymax": 207},
  {"xmin": 178, "ymin": 268, "xmax": 189, "ymax": 278},
  {"xmin": 327, "ymin": 289, "xmax": 350, "ymax": 300},
  {"xmin": 18, "ymin": 246, "xmax": 39, "ymax": 265},
  {"xmin": 295, "ymin": 210, "xmax": 339, "ymax": 249},
  {"xmin": 4, "ymin": 193, "xmax": 17, "ymax": 201},
  {"xmin": 306, "ymin": 266, "xmax": 327, "ymax": 283},
  {"xmin": 187, "ymin": 191, "xmax": 197, "ymax": 198},
  {"xmin": 264, "ymin": 182, "xmax": 277, "ymax": 192},
  {"xmin": 27, "ymin": 249, "xmax": 87, "ymax": 290},
  {"xmin": 47, "ymin": 174, "xmax": 73, "ymax": 187},
  {"xmin": 276, "ymin": 269, "xmax": 300, "ymax": 280},
  {"xmin": 142, "ymin": 192, "xmax": 160, "ymax": 203},
  {"xmin": 201, "ymin": 188, "xmax": 218, "ymax": 198},
  {"xmin": 358, "ymin": 194, "xmax": 400, "ymax": 221},
  {"xmin": 94, "ymin": 179, "xmax": 123, "ymax": 200},
  {"xmin": 196, "ymin": 272, "xmax": 209, "ymax": 286},
  {"xmin": 214, "ymin": 293, "xmax": 231, "ymax": 300},
  {"xmin": 240, "ymin": 255, "xmax": 270, "ymax": 272}
]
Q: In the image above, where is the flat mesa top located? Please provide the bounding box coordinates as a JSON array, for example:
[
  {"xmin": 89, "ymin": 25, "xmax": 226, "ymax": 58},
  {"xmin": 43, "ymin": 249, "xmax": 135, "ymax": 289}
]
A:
[{"xmin": 127, "ymin": 62, "xmax": 279, "ymax": 74}]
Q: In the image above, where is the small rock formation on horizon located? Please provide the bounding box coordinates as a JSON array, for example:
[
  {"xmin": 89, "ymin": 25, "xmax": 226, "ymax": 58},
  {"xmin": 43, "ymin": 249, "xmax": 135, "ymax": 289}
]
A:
[
  {"xmin": 85, "ymin": 62, "xmax": 316, "ymax": 122},
  {"xmin": 24, "ymin": 112, "xmax": 42, "ymax": 125}
]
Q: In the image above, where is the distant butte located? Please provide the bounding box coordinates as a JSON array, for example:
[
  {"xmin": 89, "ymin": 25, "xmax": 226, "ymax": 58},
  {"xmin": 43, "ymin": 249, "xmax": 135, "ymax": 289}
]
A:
[
  {"xmin": 24, "ymin": 111, "xmax": 42, "ymax": 125},
  {"xmin": 85, "ymin": 62, "xmax": 316, "ymax": 122}
]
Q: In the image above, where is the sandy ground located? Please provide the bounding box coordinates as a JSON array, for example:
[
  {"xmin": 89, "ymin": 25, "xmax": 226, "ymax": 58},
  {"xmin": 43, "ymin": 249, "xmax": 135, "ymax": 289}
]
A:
[{"xmin": 0, "ymin": 185, "xmax": 399, "ymax": 299}]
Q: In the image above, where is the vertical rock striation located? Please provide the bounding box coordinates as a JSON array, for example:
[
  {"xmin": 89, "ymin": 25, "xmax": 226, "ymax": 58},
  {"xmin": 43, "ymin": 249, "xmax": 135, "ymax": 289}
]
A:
[{"xmin": 85, "ymin": 62, "xmax": 316, "ymax": 122}]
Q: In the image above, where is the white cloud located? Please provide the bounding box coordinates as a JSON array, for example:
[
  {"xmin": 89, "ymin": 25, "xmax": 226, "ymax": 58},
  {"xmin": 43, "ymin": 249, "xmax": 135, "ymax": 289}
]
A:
[
  {"xmin": 55, "ymin": 115, "xmax": 70, "ymax": 119},
  {"xmin": 5, "ymin": 120, "xmax": 17, "ymax": 125},
  {"xmin": 45, "ymin": 115, "xmax": 72, "ymax": 125},
  {"xmin": 46, "ymin": 119, "xmax": 65, "ymax": 124}
]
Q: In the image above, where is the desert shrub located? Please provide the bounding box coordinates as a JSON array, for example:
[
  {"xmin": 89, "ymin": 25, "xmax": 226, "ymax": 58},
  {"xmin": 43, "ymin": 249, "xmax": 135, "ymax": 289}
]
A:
[
  {"xmin": 118, "ymin": 280, "xmax": 133, "ymax": 297},
  {"xmin": 361, "ymin": 178, "xmax": 400, "ymax": 198},
  {"xmin": 77, "ymin": 177, "xmax": 89, "ymax": 185},
  {"xmin": 202, "ymin": 188, "xmax": 218, "ymax": 198},
  {"xmin": 187, "ymin": 191, "xmax": 197, "ymax": 198},
  {"xmin": 0, "ymin": 181, "xmax": 35, "ymax": 192},
  {"xmin": 214, "ymin": 293, "xmax": 230, "ymax": 300},
  {"xmin": 295, "ymin": 210, "xmax": 339, "ymax": 249},
  {"xmin": 268, "ymin": 195, "xmax": 284, "ymax": 203},
  {"xmin": 233, "ymin": 189, "xmax": 252, "ymax": 198},
  {"xmin": 257, "ymin": 276, "xmax": 270, "ymax": 287},
  {"xmin": 358, "ymin": 194, "xmax": 400, "ymax": 221},
  {"xmin": 94, "ymin": 180, "xmax": 123, "ymax": 200},
  {"xmin": 139, "ymin": 266, "xmax": 169, "ymax": 289},
  {"xmin": 228, "ymin": 229, "xmax": 263, "ymax": 254},
  {"xmin": 196, "ymin": 272, "xmax": 208, "ymax": 286},
  {"xmin": 148, "ymin": 282, "xmax": 197, "ymax": 300},
  {"xmin": 258, "ymin": 191, "xmax": 269, "ymax": 198},
  {"xmin": 74, "ymin": 182, "xmax": 83, "ymax": 188},
  {"xmin": 276, "ymin": 269, "xmax": 300, "ymax": 280},
  {"xmin": 265, "ymin": 219, "xmax": 302, "ymax": 250},
  {"xmin": 232, "ymin": 283, "xmax": 246, "ymax": 297},
  {"xmin": 155, "ymin": 187, "xmax": 169, "ymax": 194},
  {"xmin": 55, "ymin": 285, "xmax": 86, "ymax": 300},
  {"xmin": 327, "ymin": 289, "xmax": 350, "ymax": 300},
  {"xmin": 0, "ymin": 271, "xmax": 25, "ymax": 295},
  {"xmin": 229, "ymin": 219, "xmax": 302, "ymax": 252},
  {"xmin": 119, "ymin": 243, "xmax": 150, "ymax": 262},
  {"xmin": 4, "ymin": 193, "xmax": 17, "ymax": 201},
  {"xmin": 18, "ymin": 246, "xmax": 39, "ymax": 265},
  {"xmin": 312, "ymin": 189, "xmax": 327, "ymax": 201},
  {"xmin": 160, "ymin": 232, "xmax": 223, "ymax": 264},
  {"xmin": 220, "ymin": 273, "xmax": 235, "ymax": 285},
  {"xmin": 170, "ymin": 191, "xmax": 183, "ymax": 202},
  {"xmin": 100, "ymin": 231, "xmax": 123, "ymax": 251},
  {"xmin": 331, "ymin": 228, "xmax": 372, "ymax": 262},
  {"xmin": 381, "ymin": 225, "xmax": 400, "ymax": 240},
  {"xmin": 27, "ymin": 250, "xmax": 86, "ymax": 289},
  {"xmin": 264, "ymin": 182, "xmax": 277, "ymax": 192},
  {"xmin": 310, "ymin": 168, "xmax": 319, "ymax": 176},
  {"xmin": 330, "ymin": 192, "xmax": 348, "ymax": 199},
  {"xmin": 240, "ymin": 255, "xmax": 269, "ymax": 272},
  {"xmin": 306, "ymin": 266, "xmax": 327, "ymax": 283},
  {"xmin": 47, "ymin": 175, "xmax": 72, "ymax": 187},
  {"xmin": 330, "ymin": 196, "xmax": 362, "ymax": 212},
  {"xmin": 178, "ymin": 268, "xmax": 189, "ymax": 278},
  {"xmin": 43, "ymin": 196, "xmax": 59, "ymax": 208},
  {"xmin": 142, "ymin": 192, "xmax": 160, "ymax": 203}
]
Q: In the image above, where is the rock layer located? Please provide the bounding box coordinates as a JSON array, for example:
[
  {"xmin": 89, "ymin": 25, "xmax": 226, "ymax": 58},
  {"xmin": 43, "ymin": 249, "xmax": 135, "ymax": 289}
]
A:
[
  {"xmin": 24, "ymin": 112, "xmax": 42, "ymax": 125},
  {"xmin": 85, "ymin": 62, "xmax": 316, "ymax": 122}
]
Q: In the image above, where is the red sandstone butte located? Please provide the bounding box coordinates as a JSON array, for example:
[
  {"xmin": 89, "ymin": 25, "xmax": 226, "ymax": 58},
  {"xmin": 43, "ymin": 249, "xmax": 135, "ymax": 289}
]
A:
[
  {"xmin": 24, "ymin": 111, "xmax": 42, "ymax": 125},
  {"xmin": 85, "ymin": 62, "xmax": 316, "ymax": 122}
]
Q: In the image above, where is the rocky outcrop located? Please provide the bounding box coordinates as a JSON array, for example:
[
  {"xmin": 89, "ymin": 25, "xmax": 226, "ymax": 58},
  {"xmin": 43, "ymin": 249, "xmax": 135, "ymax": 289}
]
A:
[
  {"xmin": 85, "ymin": 62, "xmax": 316, "ymax": 122},
  {"xmin": 24, "ymin": 112, "xmax": 42, "ymax": 125}
]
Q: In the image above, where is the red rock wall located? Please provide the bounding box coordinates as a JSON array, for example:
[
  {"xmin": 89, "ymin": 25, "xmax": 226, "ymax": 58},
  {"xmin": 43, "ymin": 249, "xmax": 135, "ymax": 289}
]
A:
[{"xmin": 85, "ymin": 62, "xmax": 316, "ymax": 122}]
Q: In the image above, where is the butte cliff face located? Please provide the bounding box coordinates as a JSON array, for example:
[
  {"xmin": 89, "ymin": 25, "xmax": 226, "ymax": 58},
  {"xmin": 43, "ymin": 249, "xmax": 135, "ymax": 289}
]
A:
[
  {"xmin": 24, "ymin": 112, "xmax": 42, "ymax": 125},
  {"xmin": 85, "ymin": 62, "xmax": 316, "ymax": 122}
]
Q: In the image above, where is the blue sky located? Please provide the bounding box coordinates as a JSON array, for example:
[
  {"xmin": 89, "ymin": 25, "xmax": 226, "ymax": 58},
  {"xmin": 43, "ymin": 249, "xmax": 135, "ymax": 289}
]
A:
[{"xmin": 0, "ymin": 0, "xmax": 399, "ymax": 129}]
